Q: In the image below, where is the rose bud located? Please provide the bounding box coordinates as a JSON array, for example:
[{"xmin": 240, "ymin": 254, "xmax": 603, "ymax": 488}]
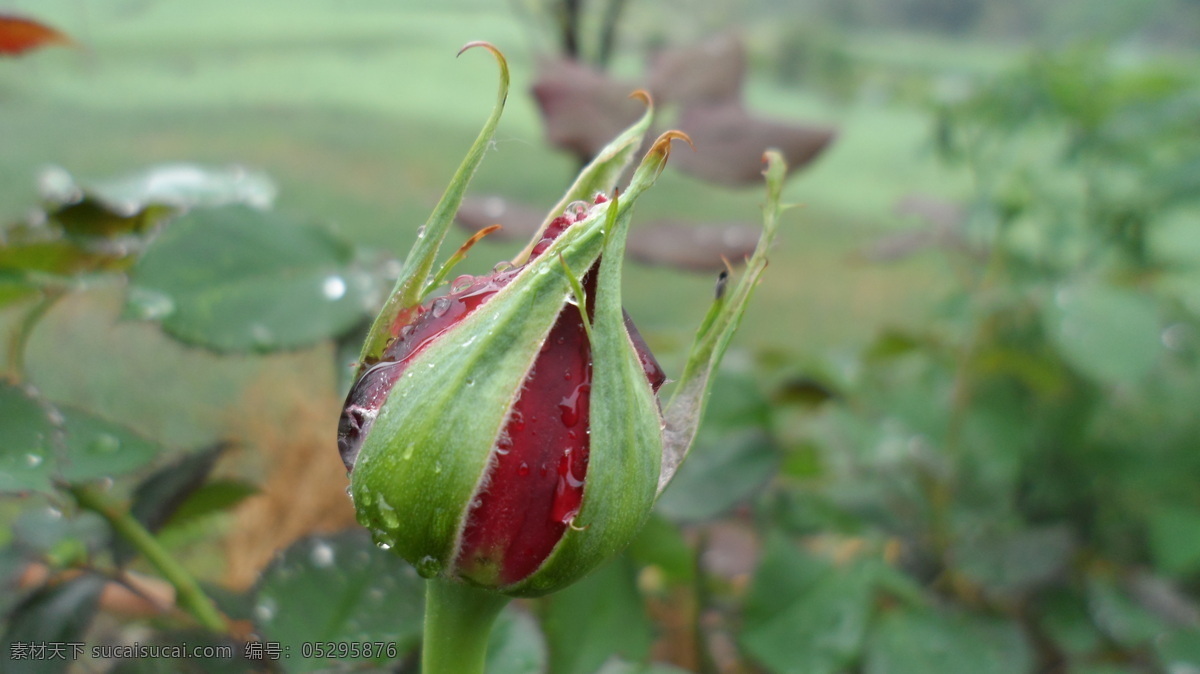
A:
[{"xmin": 338, "ymin": 43, "xmax": 789, "ymax": 597}]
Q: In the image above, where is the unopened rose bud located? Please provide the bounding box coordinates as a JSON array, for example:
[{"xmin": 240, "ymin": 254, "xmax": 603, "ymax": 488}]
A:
[{"xmin": 338, "ymin": 43, "xmax": 788, "ymax": 597}]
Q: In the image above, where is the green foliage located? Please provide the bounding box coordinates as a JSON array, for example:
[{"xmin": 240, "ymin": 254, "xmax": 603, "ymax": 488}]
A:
[{"xmin": 2, "ymin": 18, "xmax": 1198, "ymax": 674}]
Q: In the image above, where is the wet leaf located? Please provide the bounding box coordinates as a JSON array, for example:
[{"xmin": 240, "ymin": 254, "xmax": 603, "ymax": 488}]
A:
[
  {"xmin": 0, "ymin": 15, "xmax": 73, "ymax": 56},
  {"xmin": 672, "ymin": 102, "xmax": 836, "ymax": 186},
  {"xmin": 951, "ymin": 525, "xmax": 1076, "ymax": 598},
  {"xmin": 0, "ymin": 384, "xmax": 164, "ymax": 495},
  {"xmin": 542, "ymin": 558, "xmax": 653, "ymax": 674},
  {"xmin": 741, "ymin": 534, "xmax": 875, "ymax": 674},
  {"xmin": 12, "ymin": 506, "xmax": 109, "ymax": 566},
  {"xmin": 1, "ymin": 574, "xmax": 104, "ymax": 674},
  {"xmin": 864, "ymin": 607, "xmax": 1033, "ymax": 674},
  {"xmin": 628, "ymin": 515, "xmax": 695, "ymax": 585},
  {"xmin": 646, "ymin": 33, "xmax": 746, "ymax": 106},
  {"xmin": 56, "ymin": 407, "xmax": 162, "ymax": 484},
  {"xmin": 1156, "ymin": 628, "xmax": 1200, "ymax": 674},
  {"xmin": 627, "ymin": 220, "xmax": 761, "ymax": 272},
  {"xmin": 253, "ymin": 531, "xmax": 424, "ymax": 672},
  {"xmin": 531, "ymin": 58, "xmax": 645, "ymax": 160},
  {"xmin": 1149, "ymin": 506, "xmax": 1200, "ymax": 576},
  {"xmin": 128, "ymin": 205, "xmax": 371, "ymax": 352},
  {"xmin": 0, "ymin": 383, "xmax": 57, "ymax": 495},
  {"xmin": 1043, "ymin": 283, "xmax": 1161, "ymax": 385},
  {"xmin": 38, "ymin": 164, "xmax": 277, "ymax": 219},
  {"xmin": 487, "ymin": 606, "xmax": 548, "ymax": 674},
  {"xmin": 1086, "ymin": 577, "xmax": 1168, "ymax": 648}
]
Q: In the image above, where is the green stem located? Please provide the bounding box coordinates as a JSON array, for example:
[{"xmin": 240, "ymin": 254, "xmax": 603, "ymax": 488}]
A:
[
  {"xmin": 422, "ymin": 578, "xmax": 510, "ymax": 674},
  {"xmin": 5, "ymin": 289, "xmax": 64, "ymax": 383},
  {"xmin": 68, "ymin": 484, "xmax": 230, "ymax": 633}
]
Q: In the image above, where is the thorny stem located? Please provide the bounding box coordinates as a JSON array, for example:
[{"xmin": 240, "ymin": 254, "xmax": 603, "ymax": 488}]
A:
[
  {"xmin": 422, "ymin": 578, "xmax": 509, "ymax": 674},
  {"xmin": 68, "ymin": 483, "xmax": 230, "ymax": 634}
]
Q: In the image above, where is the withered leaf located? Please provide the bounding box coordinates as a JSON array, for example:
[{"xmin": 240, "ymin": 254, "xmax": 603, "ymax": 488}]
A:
[
  {"xmin": 627, "ymin": 220, "xmax": 761, "ymax": 272},
  {"xmin": 646, "ymin": 33, "xmax": 746, "ymax": 106},
  {"xmin": 454, "ymin": 195, "xmax": 543, "ymax": 242},
  {"xmin": 0, "ymin": 15, "xmax": 73, "ymax": 56},
  {"xmin": 530, "ymin": 58, "xmax": 645, "ymax": 160},
  {"xmin": 672, "ymin": 102, "xmax": 837, "ymax": 186}
]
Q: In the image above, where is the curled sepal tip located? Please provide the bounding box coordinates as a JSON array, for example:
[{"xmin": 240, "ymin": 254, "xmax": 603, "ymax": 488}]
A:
[
  {"xmin": 628, "ymin": 89, "xmax": 653, "ymax": 106},
  {"xmin": 355, "ymin": 43, "xmax": 511, "ymax": 368}
]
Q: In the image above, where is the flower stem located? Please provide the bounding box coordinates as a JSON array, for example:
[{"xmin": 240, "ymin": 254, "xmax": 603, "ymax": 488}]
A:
[
  {"xmin": 422, "ymin": 578, "xmax": 509, "ymax": 674},
  {"xmin": 68, "ymin": 483, "xmax": 230, "ymax": 634}
]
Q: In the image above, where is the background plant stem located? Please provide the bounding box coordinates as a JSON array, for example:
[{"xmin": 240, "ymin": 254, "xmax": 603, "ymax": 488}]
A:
[{"xmin": 69, "ymin": 483, "xmax": 230, "ymax": 634}]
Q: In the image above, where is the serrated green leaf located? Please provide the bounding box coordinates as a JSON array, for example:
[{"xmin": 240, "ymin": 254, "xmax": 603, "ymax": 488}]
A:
[
  {"xmin": 864, "ymin": 608, "xmax": 1033, "ymax": 674},
  {"xmin": 253, "ymin": 531, "xmax": 425, "ymax": 672},
  {"xmin": 0, "ymin": 383, "xmax": 57, "ymax": 495},
  {"xmin": 487, "ymin": 606, "xmax": 548, "ymax": 674},
  {"xmin": 129, "ymin": 205, "xmax": 370, "ymax": 352},
  {"xmin": 1043, "ymin": 283, "xmax": 1161, "ymax": 384},
  {"xmin": 542, "ymin": 558, "xmax": 653, "ymax": 674},
  {"xmin": 1148, "ymin": 506, "xmax": 1200, "ymax": 576},
  {"xmin": 741, "ymin": 539, "xmax": 875, "ymax": 674}
]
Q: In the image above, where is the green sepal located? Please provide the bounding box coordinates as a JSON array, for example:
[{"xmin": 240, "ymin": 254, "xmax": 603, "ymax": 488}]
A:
[
  {"xmin": 658, "ymin": 150, "xmax": 790, "ymax": 495},
  {"xmin": 356, "ymin": 43, "xmax": 510, "ymax": 367}
]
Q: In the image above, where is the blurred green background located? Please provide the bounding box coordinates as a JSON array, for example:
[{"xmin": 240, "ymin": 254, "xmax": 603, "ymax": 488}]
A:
[{"xmin": 2, "ymin": 0, "xmax": 1199, "ymax": 672}]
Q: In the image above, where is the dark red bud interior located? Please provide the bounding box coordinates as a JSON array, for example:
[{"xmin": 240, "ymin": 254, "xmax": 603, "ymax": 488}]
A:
[{"xmin": 454, "ymin": 263, "xmax": 665, "ymax": 586}]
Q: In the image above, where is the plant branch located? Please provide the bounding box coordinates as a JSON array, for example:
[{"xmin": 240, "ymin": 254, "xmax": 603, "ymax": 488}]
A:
[{"xmin": 68, "ymin": 483, "xmax": 230, "ymax": 634}]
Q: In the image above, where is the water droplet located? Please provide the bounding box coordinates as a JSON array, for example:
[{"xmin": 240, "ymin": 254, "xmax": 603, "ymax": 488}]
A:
[
  {"xmin": 434, "ymin": 461, "xmax": 442, "ymax": 474},
  {"xmin": 255, "ymin": 598, "xmax": 277, "ymax": 622},
  {"xmin": 377, "ymin": 497, "xmax": 400, "ymax": 529},
  {"xmin": 431, "ymin": 297, "xmax": 451, "ymax": 318},
  {"xmin": 376, "ymin": 541, "xmax": 392, "ymax": 551},
  {"xmin": 518, "ymin": 462, "xmax": 530, "ymax": 476},
  {"xmin": 415, "ymin": 555, "xmax": 440, "ymax": 578},
  {"xmin": 415, "ymin": 225, "xmax": 426, "ymax": 239},
  {"xmin": 25, "ymin": 453, "xmax": 43, "ymax": 468},
  {"xmin": 310, "ymin": 540, "xmax": 335, "ymax": 568},
  {"xmin": 451, "ymin": 275, "xmax": 474, "ymax": 293},
  {"xmin": 565, "ymin": 200, "xmax": 590, "ymax": 219},
  {"xmin": 322, "ymin": 275, "xmax": 347, "ymax": 300},
  {"xmin": 493, "ymin": 261, "xmax": 512, "ymax": 274},
  {"xmin": 250, "ymin": 323, "xmax": 274, "ymax": 347},
  {"xmin": 565, "ymin": 294, "xmax": 579, "ymax": 307},
  {"xmin": 127, "ymin": 287, "xmax": 176, "ymax": 320},
  {"xmin": 90, "ymin": 433, "xmax": 121, "ymax": 455},
  {"xmin": 1162, "ymin": 323, "xmax": 1189, "ymax": 351},
  {"xmin": 403, "ymin": 444, "xmax": 416, "ymax": 460}
]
